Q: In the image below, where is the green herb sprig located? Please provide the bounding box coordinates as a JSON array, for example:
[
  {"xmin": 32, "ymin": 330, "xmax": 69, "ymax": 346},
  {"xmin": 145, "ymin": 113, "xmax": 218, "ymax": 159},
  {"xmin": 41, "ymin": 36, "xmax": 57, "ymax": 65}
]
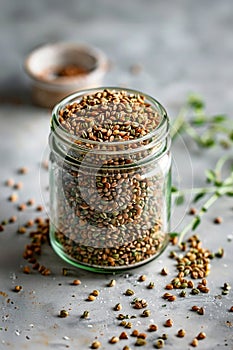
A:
[
  {"xmin": 171, "ymin": 95, "xmax": 233, "ymax": 242},
  {"xmin": 171, "ymin": 94, "xmax": 233, "ymax": 148}
]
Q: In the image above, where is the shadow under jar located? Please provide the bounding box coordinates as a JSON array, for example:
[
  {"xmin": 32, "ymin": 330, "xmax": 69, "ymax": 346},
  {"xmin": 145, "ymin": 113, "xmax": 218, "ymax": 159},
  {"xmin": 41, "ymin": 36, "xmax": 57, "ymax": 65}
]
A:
[{"xmin": 49, "ymin": 87, "xmax": 171, "ymax": 272}]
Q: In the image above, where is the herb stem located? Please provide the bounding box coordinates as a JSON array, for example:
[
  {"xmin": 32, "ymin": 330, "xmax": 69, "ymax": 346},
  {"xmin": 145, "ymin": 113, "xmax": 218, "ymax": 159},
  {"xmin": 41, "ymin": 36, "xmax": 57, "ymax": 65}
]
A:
[
  {"xmin": 178, "ymin": 173, "xmax": 233, "ymax": 244},
  {"xmin": 215, "ymin": 154, "xmax": 231, "ymax": 180},
  {"xmin": 170, "ymin": 107, "xmax": 187, "ymax": 139},
  {"xmin": 178, "ymin": 193, "xmax": 218, "ymax": 244},
  {"xmin": 182, "ymin": 123, "xmax": 203, "ymax": 145},
  {"xmin": 173, "ymin": 183, "xmax": 232, "ymax": 197}
]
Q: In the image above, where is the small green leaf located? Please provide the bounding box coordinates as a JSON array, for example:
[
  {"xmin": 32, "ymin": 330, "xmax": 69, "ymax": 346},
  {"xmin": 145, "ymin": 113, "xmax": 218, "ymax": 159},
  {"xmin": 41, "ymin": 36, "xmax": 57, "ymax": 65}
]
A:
[
  {"xmin": 215, "ymin": 191, "xmax": 222, "ymax": 197},
  {"xmin": 192, "ymin": 115, "xmax": 206, "ymax": 126},
  {"xmin": 229, "ymin": 131, "xmax": 233, "ymax": 141},
  {"xmin": 171, "ymin": 186, "xmax": 178, "ymax": 193},
  {"xmin": 192, "ymin": 216, "xmax": 201, "ymax": 230},
  {"xmin": 205, "ymin": 169, "xmax": 217, "ymax": 183},
  {"xmin": 201, "ymin": 138, "xmax": 215, "ymax": 148},
  {"xmin": 193, "ymin": 191, "xmax": 206, "ymax": 203},
  {"xmin": 169, "ymin": 232, "xmax": 179, "ymax": 238},
  {"xmin": 201, "ymin": 206, "xmax": 208, "ymax": 212},
  {"xmin": 188, "ymin": 94, "xmax": 205, "ymax": 110},
  {"xmin": 211, "ymin": 114, "xmax": 227, "ymax": 123},
  {"xmin": 175, "ymin": 194, "xmax": 185, "ymax": 206},
  {"xmin": 214, "ymin": 182, "xmax": 223, "ymax": 188}
]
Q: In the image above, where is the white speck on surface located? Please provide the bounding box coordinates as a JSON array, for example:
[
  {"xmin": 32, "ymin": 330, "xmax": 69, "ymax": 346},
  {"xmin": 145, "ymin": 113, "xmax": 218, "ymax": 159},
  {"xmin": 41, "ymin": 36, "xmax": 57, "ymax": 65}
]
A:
[
  {"xmin": 15, "ymin": 330, "xmax": 21, "ymax": 336},
  {"xmin": 87, "ymin": 324, "xmax": 93, "ymax": 328},
  {"xmin": 63, "ymin": 336, "xmax": 70, "ymax": 341},
  {"xmin": 227, "ymin": 234, "xmax": 233, "ymax": 241},
  {"xmin": 10, "ymin": 273, "xmax": 17, "ymax": 280}
]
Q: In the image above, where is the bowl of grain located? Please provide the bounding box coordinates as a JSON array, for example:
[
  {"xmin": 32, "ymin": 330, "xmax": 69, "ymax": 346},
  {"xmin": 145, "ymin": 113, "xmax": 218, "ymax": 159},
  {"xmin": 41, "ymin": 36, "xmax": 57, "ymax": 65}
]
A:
[{"xmin": 25, "ymin": 42, "xmax": 108, "ymax": 108}]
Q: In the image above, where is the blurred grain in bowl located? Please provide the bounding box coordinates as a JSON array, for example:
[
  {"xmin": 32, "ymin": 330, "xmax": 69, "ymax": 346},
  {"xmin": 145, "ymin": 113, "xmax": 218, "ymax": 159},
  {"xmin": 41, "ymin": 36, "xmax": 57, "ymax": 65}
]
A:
[{"xmin": 24, "ymin": 42, "xmax": 108, "ymax": 108}]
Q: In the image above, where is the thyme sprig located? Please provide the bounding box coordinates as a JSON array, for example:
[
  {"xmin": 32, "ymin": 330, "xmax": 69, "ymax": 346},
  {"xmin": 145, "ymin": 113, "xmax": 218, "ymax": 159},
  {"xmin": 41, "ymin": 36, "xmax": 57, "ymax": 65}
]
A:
[
  {"xmin": 171, "ymin": 94, "xmax": 233, "ymax": 148},
  {"xmin": 171, "ymin": 95, "xmax": 233, "ymax": 242},
  {"xmin": 172, "ymin": 156, "xmax": 233, "ymax": 243}
]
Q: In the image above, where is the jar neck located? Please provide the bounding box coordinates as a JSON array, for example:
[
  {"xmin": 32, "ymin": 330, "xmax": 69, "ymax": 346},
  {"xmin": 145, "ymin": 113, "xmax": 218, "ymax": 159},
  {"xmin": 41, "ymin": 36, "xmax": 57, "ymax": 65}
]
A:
[{"xmin": 50, "ymin": 87, "xmax": 170, "ymax": 167}]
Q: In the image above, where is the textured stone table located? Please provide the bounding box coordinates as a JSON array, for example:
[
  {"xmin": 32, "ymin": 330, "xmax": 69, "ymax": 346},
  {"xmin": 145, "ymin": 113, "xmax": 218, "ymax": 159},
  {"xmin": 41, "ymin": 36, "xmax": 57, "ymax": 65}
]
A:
[{"xmin": 0, "ymin": 1, "xmax": 233, "ymax": 349}]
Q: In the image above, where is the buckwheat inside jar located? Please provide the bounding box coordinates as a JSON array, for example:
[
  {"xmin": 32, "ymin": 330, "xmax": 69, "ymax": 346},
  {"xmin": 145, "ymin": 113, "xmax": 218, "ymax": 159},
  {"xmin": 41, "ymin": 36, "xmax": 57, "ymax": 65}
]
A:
[{"xmin": 49, "ymin": 88, "xmax": 171, "ymax": 272}]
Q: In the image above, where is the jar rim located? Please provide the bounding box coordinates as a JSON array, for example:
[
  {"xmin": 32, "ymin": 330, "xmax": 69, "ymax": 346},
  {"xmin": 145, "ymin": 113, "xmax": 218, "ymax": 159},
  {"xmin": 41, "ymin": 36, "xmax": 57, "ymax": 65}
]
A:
[{"xmin": 51, "ymin": 87, "xmax": 169, "ymax": 149}]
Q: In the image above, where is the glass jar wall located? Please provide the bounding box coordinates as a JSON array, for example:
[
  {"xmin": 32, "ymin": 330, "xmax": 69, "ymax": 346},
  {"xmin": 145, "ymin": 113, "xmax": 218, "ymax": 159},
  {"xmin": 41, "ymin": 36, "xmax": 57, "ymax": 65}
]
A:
[{"xmin": 49, "ymin": 87, "xmax": 171, "ymax": 272}]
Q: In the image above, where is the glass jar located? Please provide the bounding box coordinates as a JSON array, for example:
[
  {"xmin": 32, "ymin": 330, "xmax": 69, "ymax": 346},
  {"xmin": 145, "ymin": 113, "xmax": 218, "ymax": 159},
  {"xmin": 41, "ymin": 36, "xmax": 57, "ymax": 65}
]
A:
[{"xmin": 49, "ymin": 87, "xmax": 171, "ymax": 272}]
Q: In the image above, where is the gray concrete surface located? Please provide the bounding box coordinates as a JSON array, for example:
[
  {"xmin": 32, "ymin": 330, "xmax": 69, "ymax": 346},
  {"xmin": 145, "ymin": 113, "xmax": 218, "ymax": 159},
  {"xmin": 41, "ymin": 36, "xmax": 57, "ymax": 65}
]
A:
[{"xmin": 0, "ymin": 1, "xmax": 233, "ymax": 349}]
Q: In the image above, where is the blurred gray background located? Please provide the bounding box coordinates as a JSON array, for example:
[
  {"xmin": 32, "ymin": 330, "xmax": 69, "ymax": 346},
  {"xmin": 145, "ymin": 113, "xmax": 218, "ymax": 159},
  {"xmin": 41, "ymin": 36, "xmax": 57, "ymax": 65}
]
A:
[{"xmin": 0, "ymin": 0, "xmax": 233, "ymax": 114}]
